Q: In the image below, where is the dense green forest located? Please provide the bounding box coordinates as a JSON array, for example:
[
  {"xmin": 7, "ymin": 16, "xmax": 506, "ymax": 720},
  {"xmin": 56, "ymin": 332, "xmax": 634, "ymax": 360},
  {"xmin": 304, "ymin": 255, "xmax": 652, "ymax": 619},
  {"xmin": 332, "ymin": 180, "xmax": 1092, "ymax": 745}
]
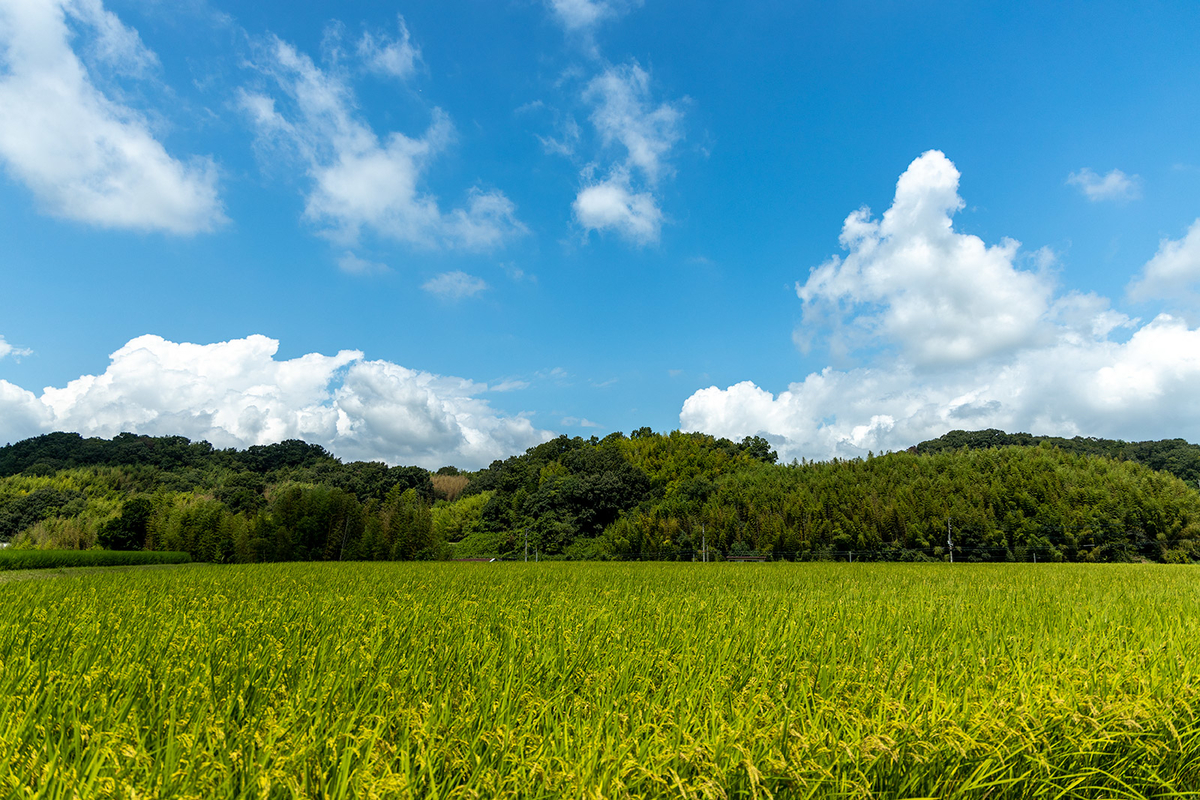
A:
[
  {"xmin": 917, "ymin": 429, "xmax": 1200, "ymax": 484},
  {"xmin": 2, "ymin": 428, "xmax": 1199, "ymax": 563}
]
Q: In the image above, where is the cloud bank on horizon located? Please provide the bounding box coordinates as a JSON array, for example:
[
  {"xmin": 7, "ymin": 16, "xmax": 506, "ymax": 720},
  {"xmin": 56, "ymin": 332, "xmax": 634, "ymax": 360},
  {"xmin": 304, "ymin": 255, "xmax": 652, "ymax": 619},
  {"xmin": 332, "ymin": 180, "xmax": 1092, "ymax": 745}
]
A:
[
  {"xmin": 681, "ymin": 151, "xmax": 1200, "ymax": 462},
  {"xmin": 0, "ymin": 334, "xmax": 552, "ymax": 470}
]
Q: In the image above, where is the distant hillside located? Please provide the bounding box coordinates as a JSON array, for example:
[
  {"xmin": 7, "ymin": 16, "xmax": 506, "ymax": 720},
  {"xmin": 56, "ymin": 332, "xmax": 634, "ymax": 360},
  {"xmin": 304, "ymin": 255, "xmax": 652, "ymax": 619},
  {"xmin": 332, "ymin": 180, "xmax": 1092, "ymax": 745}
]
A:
[{"xmin": 915, "ymin": 429, "xmax": 1200, "ymax": 484}]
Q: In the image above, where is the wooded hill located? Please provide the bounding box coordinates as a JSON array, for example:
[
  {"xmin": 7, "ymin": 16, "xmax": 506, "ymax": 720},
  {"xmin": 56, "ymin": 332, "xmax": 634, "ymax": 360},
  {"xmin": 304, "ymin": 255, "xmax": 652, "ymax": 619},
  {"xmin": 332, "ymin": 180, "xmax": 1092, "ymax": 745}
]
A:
[{"xmin": 2, "ymin": 429, "xmax": 1199, "ymax": 563}]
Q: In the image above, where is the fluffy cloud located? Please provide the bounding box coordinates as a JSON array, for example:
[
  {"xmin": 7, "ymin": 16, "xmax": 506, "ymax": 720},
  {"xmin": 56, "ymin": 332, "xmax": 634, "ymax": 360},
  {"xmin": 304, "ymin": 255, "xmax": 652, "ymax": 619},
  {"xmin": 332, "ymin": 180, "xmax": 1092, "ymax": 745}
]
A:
[
  {"xmin": 0, "ymin": 335, "xmax": 31, "ymax": 360},
  {"xmin": 421, "ymin": 270, "xmax": 488, "ymax": 299},
  {"xmin": 573, "ymin": 62, "xmax": 681, "ymax": 245},
  {"xmin": 682, "ymin": 151, "xmax": 1200, "ymax": 461},
  {"xmin": 682, "ymin": 314, "xmax": 1200, "ymax": 460},
  {"xmin": 357, "ymin": 16, "xmax": 420, "ymax": 80},
  {"xmin": 798, "ymin": 150, "xmax": 1053, "ymax": 367},
  {"xmin": 240, "ymin": 35, "xmax": 524, "ymax": 249},
  {"xmin": 0, "ymin": 334, "xmax": 552, "ymax": 469},
  {"xmin": 1127, "ymin": 219, "xmax": 1200, "ymax": 303},
  {"xmin": 0, "ymin": 0, "xmax": 224, "ymax": 233},
  {"xmin": 1067, "ymin": 167, "xmax": 1142, "ymax": 203},
  {"xmin": 572, "ymin": 175, "xmax": 662, "ymax": 245}
]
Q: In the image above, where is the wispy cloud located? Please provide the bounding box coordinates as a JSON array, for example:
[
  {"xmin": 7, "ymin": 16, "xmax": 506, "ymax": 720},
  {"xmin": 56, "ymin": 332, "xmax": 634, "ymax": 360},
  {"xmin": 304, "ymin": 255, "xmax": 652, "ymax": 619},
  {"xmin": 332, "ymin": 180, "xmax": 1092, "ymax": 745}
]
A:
[
  {"xmin": 357, "ymin": 15, "xmax": 421, "ymax": 80},
  {"xmin": 1067, "ymin": 167, "xmax": 1142, "ymax": 203},
  {"xmin": 422, "ymin": 270, "xmax": 488, "ymax": 299},
  {"xmin": 0, "ymin": 335, "xmax": 32, "ymax": 361},
  {"xmin": 239, "ymin": 32, "xmax": 525, "ymax": 250},
  {"xmin": 561, "ymin": 416, "xmax": 602, "ymax": 427},
  {"xmin": 337, "ymin": 251, "xmax": 389, "ymax": 275},
  {"xmin": 545, "ymin": 0, "xmax": 641, "ymax": 33}
]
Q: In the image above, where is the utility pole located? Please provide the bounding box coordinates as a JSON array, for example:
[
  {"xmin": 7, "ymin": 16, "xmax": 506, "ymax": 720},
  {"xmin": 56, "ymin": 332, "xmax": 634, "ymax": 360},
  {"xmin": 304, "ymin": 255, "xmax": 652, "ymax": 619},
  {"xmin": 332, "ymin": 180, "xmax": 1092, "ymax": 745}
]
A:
[
  {"xmin": 702, "ymin": 524, "xmax": 707, "ymax": 563},
  {"xmin": 524, "ymin": 527, "xmax": 529, "ymax": 562},
  {"xmin": 947, "ymin": 518, "xmax": 953, "ymax": 564}
]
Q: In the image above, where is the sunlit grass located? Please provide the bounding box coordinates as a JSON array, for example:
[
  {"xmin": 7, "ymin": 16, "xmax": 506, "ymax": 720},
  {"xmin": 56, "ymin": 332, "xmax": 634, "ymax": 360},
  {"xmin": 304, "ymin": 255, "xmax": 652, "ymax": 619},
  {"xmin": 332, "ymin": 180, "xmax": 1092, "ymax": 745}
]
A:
[{"xmin": 4, "ymin": 563, "xmax": 1200, "ymax": 798}]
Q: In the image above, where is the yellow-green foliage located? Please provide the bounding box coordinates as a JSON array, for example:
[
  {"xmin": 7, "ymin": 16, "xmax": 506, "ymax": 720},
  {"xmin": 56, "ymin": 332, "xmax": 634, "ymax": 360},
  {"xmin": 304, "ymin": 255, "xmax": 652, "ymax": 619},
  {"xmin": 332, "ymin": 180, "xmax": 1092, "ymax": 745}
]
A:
[
  {"xmin": 432, "ymin": 490, "xmax": 492, "ymax": 543},
  {"xmin": 0, "ymin": 468, "xmax": 127, "ymax": 548},
  {"xmin": 4, "ymin": 562, "xmax": 1200, "ymax": 798}
]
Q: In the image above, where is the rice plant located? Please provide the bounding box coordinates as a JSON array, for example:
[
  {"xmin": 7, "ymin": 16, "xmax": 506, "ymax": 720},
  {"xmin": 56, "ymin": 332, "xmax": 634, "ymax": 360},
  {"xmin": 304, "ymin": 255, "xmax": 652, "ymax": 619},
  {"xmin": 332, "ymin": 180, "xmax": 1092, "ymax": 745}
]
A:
[{"xmin": 3, "ymin": 562, "xmax": 1200, "ymax": 798}]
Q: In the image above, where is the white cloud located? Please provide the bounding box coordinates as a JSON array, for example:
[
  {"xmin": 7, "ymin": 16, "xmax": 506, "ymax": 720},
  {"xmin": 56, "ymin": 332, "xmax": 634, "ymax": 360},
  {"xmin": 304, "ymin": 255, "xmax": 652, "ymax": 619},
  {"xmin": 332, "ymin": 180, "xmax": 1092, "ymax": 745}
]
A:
[
  {"xmin": 0, "ymin": 0, "xmax": 224, "ymax": 233},
  {"xmin": 357, "ymin": 16, "xmax": 420, "ymax": 80},
  {"xmin": 564, "ymin": 61, "xmax": 681, "ymax": 246},
  {"xmin": 489, "ymin": 379, "xmax": 530, "ymax": 392},
  {"xmin": 422, "ymin": 271, "xmax": 488, "ymax": 299},
  {"xmin": 240, "ymin": 35, "xmax": 524, "ymax": 250},
  {"xmin": 573, "ymin": 174, "xmax": 662, "ymax": 244},
  {"xmin": 1127, "ymin": 219, "xmax": 1200, "ymax": 303},
  {"xmin": 682, "ymin": 151, "xmax": 1200, "ymax": 461},
  {"xmin": 584, "ymin": 62, "xmax": 681, "ymax": 185},
  {"xmin": 538, "ymin": 115, "xmax": 581, "ymax": 158},
  {"xmin": 546, "ymin": 0, "xmax": 640, "ymax": 31},
  {"xmin": 683, "ymin": 314, "xmax": 1200, "ymax": 461},
  {"xmin": 797, "ymin": 150, "xmax": 1054, "ymax": 367},
  {"xmin": 337, "ymin": 251, "xmax": 389, "ymax": 275},
  {"xmin": 1067, "ymin": 167, "xmax": 1142, "ymax": 203},
  {"xmin": 0, "ymin": 335, "xmax": 32, "ymax": 360},
  {"xmin": 0, "ymin": 334, "xmax": 552, "ymax": 469}
]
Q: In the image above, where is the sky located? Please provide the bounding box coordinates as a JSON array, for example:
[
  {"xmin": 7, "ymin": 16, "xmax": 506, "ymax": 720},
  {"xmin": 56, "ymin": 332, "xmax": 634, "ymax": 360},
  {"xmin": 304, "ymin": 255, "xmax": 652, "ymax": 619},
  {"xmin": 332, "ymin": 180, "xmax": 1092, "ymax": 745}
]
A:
[{"xmin": 2, "ymin": 0, "xmax": 1200, "ymax": 470}]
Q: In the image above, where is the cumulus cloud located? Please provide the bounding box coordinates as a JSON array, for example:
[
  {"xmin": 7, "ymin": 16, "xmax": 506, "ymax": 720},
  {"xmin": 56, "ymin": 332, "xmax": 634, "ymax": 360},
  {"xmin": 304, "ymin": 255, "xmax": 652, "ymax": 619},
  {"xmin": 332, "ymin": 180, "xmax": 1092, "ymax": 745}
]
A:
[
  {"xmin": 572, "ymin": 62, "xmax": 681, "ymax": 245},
  {"xmin": 683, "ymin": 314, "xmax": 1200, "ymax": 460},
  {"xmin": 573, "ymin": 174, "xmax": 662, "ymax": 244},
  {"xmin": 1127, "ymin": 219, "xmax": 1200, "ymax": 303},
  {"xmin": 422, "ymin": 270, "xmax": 487, "ymax": 299},
  {"xmin": 240, "ymin": 35, "xmax": 524, "ymax": 249},
  {"xmin": 797, "ymin": 150, "xmax": 1053, "ymax": 367},
  {"xmin": 357, "ymin": 16, "xmax": 420, "ymax": 80},
  {"xmin": 1067, "ymin": 167, "xmax": 1142, "ymax": 203},
  {"xmin": 0, "ymin": 0, "xmax": 224, "ymax": 233},
  {"xmin": 0, "ymin": 335, "xmax": 32, "ymax": 360},
  {"xmin": 682, "ymin": 151, "xmax": 1200, "ymax": 461},
  {"xmin": 0, "ymin": 334, "xmax": 552, "ymax": 469}
]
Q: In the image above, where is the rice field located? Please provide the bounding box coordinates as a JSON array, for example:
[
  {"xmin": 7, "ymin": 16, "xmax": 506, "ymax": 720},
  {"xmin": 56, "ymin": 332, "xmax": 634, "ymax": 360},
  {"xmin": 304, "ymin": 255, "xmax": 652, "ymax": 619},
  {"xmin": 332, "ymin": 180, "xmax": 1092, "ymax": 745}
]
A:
[{"xmin": 4, "ymin": 562, "xmax": 1200, "ymax": 798}]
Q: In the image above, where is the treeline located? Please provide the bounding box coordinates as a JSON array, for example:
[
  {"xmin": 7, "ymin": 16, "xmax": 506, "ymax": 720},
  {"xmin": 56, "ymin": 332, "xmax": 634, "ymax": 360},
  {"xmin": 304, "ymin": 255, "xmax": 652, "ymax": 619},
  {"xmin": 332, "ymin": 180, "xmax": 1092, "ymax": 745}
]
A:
[
  {"xmin": 917, "ymin": 429, "xmax": 1200, "ymax": 484},
  {"xmin": 2, "ymin": 429, "xmax": 1200, "ymax": 563}
]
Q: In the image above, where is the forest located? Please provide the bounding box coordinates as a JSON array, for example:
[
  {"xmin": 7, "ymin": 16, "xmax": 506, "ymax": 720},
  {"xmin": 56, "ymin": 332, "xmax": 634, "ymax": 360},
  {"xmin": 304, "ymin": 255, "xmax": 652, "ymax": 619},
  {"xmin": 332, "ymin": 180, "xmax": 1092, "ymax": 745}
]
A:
[{"xmin": 2, "ymin": 428, "xmax": 1199, "ymax": 563}]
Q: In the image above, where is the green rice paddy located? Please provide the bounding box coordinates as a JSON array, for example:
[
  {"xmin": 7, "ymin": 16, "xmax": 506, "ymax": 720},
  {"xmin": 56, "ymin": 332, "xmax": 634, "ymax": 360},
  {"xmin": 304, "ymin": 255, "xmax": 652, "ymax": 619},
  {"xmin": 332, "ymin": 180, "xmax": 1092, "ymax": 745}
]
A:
[{"xmin": 4, "ymin": 562, "xmax": 1200, "ymax": 798}]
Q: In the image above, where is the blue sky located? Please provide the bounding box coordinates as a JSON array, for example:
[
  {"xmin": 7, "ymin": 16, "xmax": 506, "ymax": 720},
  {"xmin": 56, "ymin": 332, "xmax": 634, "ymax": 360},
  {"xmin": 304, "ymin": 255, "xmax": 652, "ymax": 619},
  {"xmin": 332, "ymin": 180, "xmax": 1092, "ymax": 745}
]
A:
[{"xmin": 2, "ymin": 0, "xmax": 1200, "ymax": 468}]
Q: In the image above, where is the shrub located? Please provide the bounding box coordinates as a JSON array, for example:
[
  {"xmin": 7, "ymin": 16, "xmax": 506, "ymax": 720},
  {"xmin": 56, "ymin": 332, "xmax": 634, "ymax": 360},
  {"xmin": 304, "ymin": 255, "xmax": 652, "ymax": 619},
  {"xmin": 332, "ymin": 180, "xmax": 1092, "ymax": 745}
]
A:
[{"xmin": 0, "ymin": 549, "xmax": 191, "ymax": 570}]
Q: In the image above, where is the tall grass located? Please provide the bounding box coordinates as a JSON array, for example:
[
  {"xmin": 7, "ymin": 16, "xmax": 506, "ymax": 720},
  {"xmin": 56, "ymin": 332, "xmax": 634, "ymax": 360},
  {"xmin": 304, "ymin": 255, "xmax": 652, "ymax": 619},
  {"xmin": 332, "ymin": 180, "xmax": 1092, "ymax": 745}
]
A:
[{"xmin": 3, "ymin": 563, "xmax": 1200, "ymax": 798}]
